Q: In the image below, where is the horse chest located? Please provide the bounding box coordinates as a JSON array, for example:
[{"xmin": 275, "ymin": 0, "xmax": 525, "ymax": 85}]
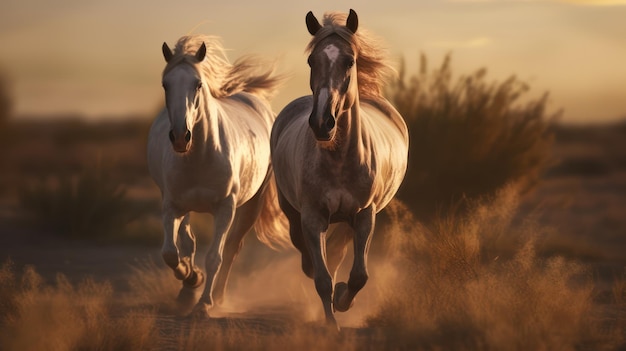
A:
[
  {"xmin": 313, "ymin": 162, "xmax": 374, "ymax": 218},
  {"xmin": 164, "ymin": 160, "xmax": 233, "ymax": 212}
]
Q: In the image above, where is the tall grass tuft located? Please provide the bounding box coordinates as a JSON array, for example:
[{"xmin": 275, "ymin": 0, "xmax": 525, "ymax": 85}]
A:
[
  {"xmin": 0, "ymin": 261, "xmax": 157, "ymax": 351},
  {"xmin": 367, "ymin": 187, "xmax": 622, "ymax": 350},
  {"xmin": 18, "ymin": 163, "xmax": 141, "ymax": 240},
  {"xmin": 389, "ymin": 55, "xmax": 556, "ymax": 219}
]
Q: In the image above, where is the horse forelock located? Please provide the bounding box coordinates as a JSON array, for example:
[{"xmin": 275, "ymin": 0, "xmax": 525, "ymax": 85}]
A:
[
  {"xmin": 163, "ymin": 34, "xmax": 282, "ymax": 100},
  {"xmin": 305, "ymin": 11, "xmax": 394, "ymax": 99}
]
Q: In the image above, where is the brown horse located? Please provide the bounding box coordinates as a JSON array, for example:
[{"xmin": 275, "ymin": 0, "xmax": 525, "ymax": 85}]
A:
[{"xmin": 270, "ymin": 10, "xmax": 409, "ymax": 329}]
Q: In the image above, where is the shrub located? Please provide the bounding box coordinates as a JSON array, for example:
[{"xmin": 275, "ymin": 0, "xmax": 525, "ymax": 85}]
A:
[
  {"xmin": 18, "ymin": 163, "xmax": 142, "ymax": 240},
  {"xmin": 389, "ymin": 55, "xmax": 556, "ymax": 220}
]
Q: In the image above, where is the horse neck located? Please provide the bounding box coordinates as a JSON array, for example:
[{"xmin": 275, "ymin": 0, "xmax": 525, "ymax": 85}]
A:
[
  {"xmin": 192, "ymin": 89, "xmax": 223, "ymax": 155},
  {"xmin": 334, "ymin": 87, "xmax": 365, "ymax": 159}
]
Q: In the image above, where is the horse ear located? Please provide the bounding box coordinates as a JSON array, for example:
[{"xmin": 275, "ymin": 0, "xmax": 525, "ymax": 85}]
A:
[
  {"xmin": 195, "ymin": 43, "xmax": 207, "ymax": 61},
  {"xmin": 162, "ymin": 42, "xmax": 173, "ymax": 62},
  {"xmin": 306, "ymin": 11, "xmax": 322, "ymax": 36},
  {"xmin": 346, "ymin": 9, "xmax": 358, "ymax": 34}
]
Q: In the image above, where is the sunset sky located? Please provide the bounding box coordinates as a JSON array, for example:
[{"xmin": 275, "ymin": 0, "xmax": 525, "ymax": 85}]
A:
[{"xmin": 1, "ymin": 0, "xmax": 625, "ymax": 124}]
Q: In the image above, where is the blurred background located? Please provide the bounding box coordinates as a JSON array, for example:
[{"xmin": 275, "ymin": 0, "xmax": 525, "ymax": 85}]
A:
[{"xmin": 1, "ymin": 0, "xmax": 625, "ymax": 123}]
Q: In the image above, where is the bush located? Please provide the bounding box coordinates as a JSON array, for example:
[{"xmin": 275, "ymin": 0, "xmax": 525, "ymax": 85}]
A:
[
  {"xmin": 389, "ymin": 55, "xmax": 556, "ymax": 220},
  {"xmin": 18, "ymin": 164, "xmax": 143, "ymax": 240}
]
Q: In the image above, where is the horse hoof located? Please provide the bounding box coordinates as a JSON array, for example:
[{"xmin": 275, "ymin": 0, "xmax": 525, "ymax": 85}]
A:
[
  {"xmin": 324, "ymin": 316, "xmax": 341, "ymax": 332},
  {"xmin": 190, "ymin": 302, "xmax": 211, "ymax": 320},
  {"xmin": 176, "ymin": 286, "xmax": 199, "ymax": 313},
  {"xmin": 173, "ymin": 263, "xmax": 190, "ymax": 281},
  {"xmin": 183, "ymin": 269, "xmax": 205, "ymax": 289},
  {"xmin": 333, "ymin": 282, "xmax": 353, "ymax": 312}
]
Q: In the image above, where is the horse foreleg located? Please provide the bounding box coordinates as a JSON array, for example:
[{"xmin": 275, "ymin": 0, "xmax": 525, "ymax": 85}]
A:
[
  {"xmin": 161, "ymin": 205, "xmax": 188, "ymax": 279},
  {"xmin": 193, "ymin": 195, "xmax": 236, "ymax": 317},
  {"xmin": 277, "ymin": 189, "xmax": 313, "ymax": 278},
  {"xmin": 334, "ymin": 205, "xmax": 375, "ymax": 313},
  {"xmin": 301, "ymin": 210, "xmax": 337, "ymax": 330},
  {"xmin": 175, "ymin": 215, "xmax": 205, "ymax": 312},
  {"xmin": 177, "ymin": 215, "xmax": 204, "ymax": 284},
  {"xmin": 291, "ymin": 216, "xmax": 314, "ymax": 278}
]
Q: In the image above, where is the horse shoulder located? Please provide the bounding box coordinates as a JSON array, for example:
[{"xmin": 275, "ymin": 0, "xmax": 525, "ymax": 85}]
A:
[
  {"xmin": 361, "ymin": 97, "xmax": 409, "ymax": 143},
  {"xmin": 218, "ymin": 94, "xmax": 275, "ymax": 144},
  {"xmin": 216, "ymin": 94, "xmax": 275, "ymax": 203},
  {"xmin": 272, "ymin": 96, "xmax": 313, "ymax": 144},
  {"xmin": 359, "ymin": 99, "xmax": 409, "ymax": 211}
]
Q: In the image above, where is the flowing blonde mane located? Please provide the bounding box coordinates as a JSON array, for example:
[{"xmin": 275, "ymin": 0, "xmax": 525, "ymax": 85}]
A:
[
  {"xmin": 306, "ymin": 12, "xmax": 394, "ymax": 99},
  {"xmin": 163, "ymin": 34, "xmax": 282, "ymax": 100}
]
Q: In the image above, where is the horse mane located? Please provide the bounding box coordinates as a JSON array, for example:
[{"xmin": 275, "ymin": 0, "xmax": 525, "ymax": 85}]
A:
[
  {"xmin": 163, "ymin": 34, "xmax": 283, "ymax": 100},
  {"xmin": 305, "ymin": 12, "xmax": 394, "ymax": 99}
]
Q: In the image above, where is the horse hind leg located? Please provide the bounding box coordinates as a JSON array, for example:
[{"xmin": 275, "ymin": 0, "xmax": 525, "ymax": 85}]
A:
[
  {"xmin": 326, "ymin": 224, "xmax": 353, "ymax": 281},
  {"xmin": 334, "ymin": 207, "xmax": 375, "ymax": 313},
  {"xmin": 326, "ymin": 224, "xmax": 354, "ymax": 313},
  {"xmin": 193, "ymin": 195, "xmax": 236, "ymax": 317},
  {"xmin": 210, "ymin": 190, "xmax": 263, "ymax": 306}
]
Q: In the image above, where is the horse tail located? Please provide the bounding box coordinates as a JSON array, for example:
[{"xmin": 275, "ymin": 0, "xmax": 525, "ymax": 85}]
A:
[{"xmin": 253, "ymin": 168, "xmax": 291, "ymax": 249}]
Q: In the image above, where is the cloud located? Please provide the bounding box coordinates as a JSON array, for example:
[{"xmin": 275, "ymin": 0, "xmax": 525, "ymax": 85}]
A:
[{"xmin": 427, "ymin": 37, "xmax": 492, "ymax": 49}]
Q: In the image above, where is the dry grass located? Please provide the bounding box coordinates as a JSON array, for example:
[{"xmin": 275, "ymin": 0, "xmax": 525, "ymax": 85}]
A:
[
  {"xmin": 368, "ymin": 186, "xmax": 624, "ymax": 350},
  {"xmin": 0, "ymin": 258, "xmax": 368, "ymax": 351},
  {"xmin": 1, "ymin": 186, "xmax": 624, "ymax": 350},
  {"xmin": 0, "ymin": 261, "xmax": 157, "ymax": 351}
]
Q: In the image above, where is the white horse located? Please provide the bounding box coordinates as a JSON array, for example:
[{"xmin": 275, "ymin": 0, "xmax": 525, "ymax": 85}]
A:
[{"xmin": 147, "ymin": 34, "xmax": 289, "ymax": 317}]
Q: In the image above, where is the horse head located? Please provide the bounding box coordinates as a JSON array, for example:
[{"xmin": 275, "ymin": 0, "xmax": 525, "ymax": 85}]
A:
[
  {"xmin": 161, "ymin": 42, "xmax": 207, "ymax": 153},
  {"xmin": 305, "ymin": 10, "xmax": 359, "ymax": 144}
]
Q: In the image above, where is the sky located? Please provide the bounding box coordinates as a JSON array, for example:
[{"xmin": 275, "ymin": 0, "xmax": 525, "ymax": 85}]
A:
[{"xmin": 0, "ymin": 0, "xmax": 625, "ymax": 124}]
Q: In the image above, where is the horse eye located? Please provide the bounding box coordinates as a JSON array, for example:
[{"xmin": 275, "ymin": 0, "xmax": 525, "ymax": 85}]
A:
[
  {"xmin": 196, "ymin": 82, "xmax": 202, "ymax": 90},
  {"xmin": 346, "ymin": 59, "xmax": 355, "ymax": 69}
]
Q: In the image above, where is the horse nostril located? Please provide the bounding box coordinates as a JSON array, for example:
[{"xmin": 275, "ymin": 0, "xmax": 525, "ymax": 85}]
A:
[
  {"xmin": 168, "ymin": 130, "xmax": 175, "ymax": 143},
  {"xmin": 325, "ymin": 117, "xmax": 335, "ymax": 130},
  {"xmin": 184, "ymin": 130, "xmax": 191, "ymax": 142}
]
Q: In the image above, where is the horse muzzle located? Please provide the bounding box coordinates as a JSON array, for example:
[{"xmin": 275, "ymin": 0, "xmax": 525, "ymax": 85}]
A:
[
  {"xmin": 169, "ymin": 129, "xmax": 191, "ymax": 153},
  {"xmin": 309, "ymin": 112, "xmax": 336, "ymax": 142}
]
